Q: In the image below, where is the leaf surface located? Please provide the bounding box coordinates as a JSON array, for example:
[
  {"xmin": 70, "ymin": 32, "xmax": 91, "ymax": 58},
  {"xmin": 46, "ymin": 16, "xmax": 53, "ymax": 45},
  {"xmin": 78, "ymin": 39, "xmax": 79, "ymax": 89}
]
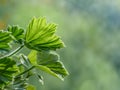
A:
[
  {"xmin": 28, "ymin": 50, "xmax": 69, "ymax": 80},
  {"xmin": 25, "ymin": 17, "xmax": 65, "ymax": 51}
]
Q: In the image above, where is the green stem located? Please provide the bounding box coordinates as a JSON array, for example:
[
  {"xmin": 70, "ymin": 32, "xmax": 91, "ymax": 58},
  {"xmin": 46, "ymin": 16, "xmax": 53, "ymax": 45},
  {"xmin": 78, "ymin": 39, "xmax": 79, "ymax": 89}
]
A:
[
  {"xmin": 16, "ymin": 66, "xmax": 35, "ymax": 78},
  {"xmin": 0, "ymin": 44, "xmax": 24, "ymax": 59}
]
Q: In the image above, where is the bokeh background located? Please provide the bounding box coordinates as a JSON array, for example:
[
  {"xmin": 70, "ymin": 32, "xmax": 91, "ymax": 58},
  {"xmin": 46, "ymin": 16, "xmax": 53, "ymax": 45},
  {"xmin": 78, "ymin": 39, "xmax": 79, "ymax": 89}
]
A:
[{"xmin": 1, "ymin": 0, "xmax": 120, "ymax": 90}]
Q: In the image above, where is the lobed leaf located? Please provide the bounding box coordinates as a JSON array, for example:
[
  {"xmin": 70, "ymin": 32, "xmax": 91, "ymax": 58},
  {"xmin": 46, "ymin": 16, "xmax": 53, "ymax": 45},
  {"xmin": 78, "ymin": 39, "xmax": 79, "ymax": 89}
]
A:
[
  {"xmin": 0, "ymin": 30, "xmax": 12, "ymax": 51},
  {"xmin": 28, "ymin": 50, "xmax": 69, "ymax": 80},
  {"xmin": 25, "ymin": 17, "xmax": 65, "ymax": 51},
  {"xmin": 7, "ymin": 25, "xmax": 24, "ymax": 44}
]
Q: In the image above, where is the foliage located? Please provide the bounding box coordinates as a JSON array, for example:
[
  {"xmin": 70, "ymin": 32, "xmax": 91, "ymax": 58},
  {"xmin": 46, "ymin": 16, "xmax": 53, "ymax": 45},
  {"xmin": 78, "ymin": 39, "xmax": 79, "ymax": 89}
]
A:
[
  {"xmin": 1, "ymin": 0, "xmax": 120, "ymax": 90},
  {"xmin": 0, "ymin": 17, "xmax": 69, "ymax": 90}
]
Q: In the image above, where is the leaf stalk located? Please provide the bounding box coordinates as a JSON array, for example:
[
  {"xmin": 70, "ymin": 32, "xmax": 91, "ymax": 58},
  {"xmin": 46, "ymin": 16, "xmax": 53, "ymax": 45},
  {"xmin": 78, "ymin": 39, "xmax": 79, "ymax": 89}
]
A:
[{"xmin": 0, "ymin": 44, "xmax": 24, "ymax": 59}]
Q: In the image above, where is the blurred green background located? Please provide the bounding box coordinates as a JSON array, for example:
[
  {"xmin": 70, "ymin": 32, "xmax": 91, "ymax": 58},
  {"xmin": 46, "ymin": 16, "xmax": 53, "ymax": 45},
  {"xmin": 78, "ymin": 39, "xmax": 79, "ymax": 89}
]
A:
[{"xmin": 1, "ymin": 0, "xmax": 120, "ymax": 90}]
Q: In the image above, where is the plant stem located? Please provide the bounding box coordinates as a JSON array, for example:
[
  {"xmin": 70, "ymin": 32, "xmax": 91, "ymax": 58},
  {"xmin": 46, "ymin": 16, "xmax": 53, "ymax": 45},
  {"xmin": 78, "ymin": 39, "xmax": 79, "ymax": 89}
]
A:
[
  {"xmin": 0, "ymin": 44, "xmax": 24, "ymax": 59},
  {"xmin": 16, "ymin": 66, "xmax": 35, "ymax": 78}
]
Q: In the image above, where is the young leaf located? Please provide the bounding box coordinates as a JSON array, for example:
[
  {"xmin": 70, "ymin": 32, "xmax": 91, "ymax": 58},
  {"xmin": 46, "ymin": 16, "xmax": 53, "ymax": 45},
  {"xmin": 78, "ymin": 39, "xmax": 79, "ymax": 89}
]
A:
[
  {"xmin": 25, "ymin": 17, "xmax": 65, "ymax": 51},
  {"xmin": 28, "ymin": 50, "xmax": 69, "ymax": 80},
  {"xmin": 0, "ymin": 30, "xmax": 12, "ymax": 51},
  {"xmin": 7, "ymin": 25, "xmax": 24, "ymax": 44}
]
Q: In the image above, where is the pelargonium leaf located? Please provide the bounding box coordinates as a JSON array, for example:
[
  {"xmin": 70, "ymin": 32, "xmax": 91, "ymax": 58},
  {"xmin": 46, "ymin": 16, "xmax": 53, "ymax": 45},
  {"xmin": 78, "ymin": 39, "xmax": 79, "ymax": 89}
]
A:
[
  {"xmin": 28, "ymin": 50, "xmax": 69, "ymax": 80},
  {"xmin": 25, "ymin": 17, "xmax": 65, "ymax": 51},
  {"xmin": 0, "ymin": 30, "xmax": 12, "ymax": 51},
  {"xmin": 7, "ymin": 25, "xmax": 24, "ymax": 44}
]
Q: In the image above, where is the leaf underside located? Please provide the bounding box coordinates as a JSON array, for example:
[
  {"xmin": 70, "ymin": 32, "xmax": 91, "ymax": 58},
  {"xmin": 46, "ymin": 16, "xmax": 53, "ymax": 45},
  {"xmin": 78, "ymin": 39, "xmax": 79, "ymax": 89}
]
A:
[{"xmin": 28, "ymin": 50, "xmax": 69, "ymax": 80}]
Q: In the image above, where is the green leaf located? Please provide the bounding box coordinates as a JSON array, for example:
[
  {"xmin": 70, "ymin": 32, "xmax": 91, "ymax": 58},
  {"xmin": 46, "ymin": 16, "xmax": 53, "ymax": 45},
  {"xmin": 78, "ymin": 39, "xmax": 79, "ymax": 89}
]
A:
[
  {"xmin": 7, "ymin": 25, "xmax": 24, "ymax": 44},
  {"xmin": 0, "ymin": 30, "xmax": 12, "ymax": 51},
  {"xmin": 0, "ymin": 57, "xmax": 17, "ymax": 88},
  {"xmin": 25, "ymin": 17, "xmax": 65, "ymax": 51},
  {"xmin": 28, "ymin": 50, "xmax": 69, "ymax": 80}
]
